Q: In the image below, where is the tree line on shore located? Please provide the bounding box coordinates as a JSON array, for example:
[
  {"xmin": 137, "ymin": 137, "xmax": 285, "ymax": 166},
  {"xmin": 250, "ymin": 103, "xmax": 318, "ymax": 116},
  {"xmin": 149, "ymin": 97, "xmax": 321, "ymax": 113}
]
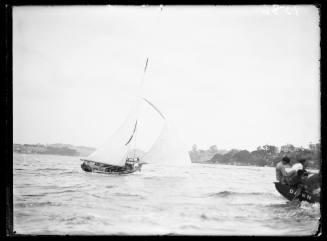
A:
[
  {"xmin": 189, "ymin": 143, "xmax": 321, "ymax": 169},
  {"xmin": 13, "ymin": 143, "xmax": 96, "ymax": 157}
]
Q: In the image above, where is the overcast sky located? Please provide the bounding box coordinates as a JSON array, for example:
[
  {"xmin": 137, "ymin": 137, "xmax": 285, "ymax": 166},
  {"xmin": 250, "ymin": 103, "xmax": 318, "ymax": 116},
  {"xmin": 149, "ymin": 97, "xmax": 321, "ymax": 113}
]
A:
[{"xmin": 13, "ymin": 5, "xmax": 320, "ymax": 152}]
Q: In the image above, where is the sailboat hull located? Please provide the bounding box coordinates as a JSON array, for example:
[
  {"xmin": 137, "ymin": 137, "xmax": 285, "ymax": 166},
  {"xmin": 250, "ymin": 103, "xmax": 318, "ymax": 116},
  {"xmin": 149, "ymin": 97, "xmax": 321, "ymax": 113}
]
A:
[
  {"xmin": 274, "ymin": 182, "xmax": 320, "ymax": 203},
  {"xmin": 81, "ymin": 160, "xmax": 142, "ymax": 175}
]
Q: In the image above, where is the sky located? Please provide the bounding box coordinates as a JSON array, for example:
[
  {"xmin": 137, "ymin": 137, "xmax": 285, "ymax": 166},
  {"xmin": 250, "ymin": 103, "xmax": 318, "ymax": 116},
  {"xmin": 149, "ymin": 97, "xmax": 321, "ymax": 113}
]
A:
[{"xmin": 13, "ymin": 5, "xmax": 320, "ymax": 152}]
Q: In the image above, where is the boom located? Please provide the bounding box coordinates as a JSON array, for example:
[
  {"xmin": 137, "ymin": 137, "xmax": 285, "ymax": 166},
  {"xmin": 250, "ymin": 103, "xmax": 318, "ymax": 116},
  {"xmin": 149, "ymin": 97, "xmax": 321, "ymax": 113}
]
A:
[{"xmin": 142, "ymin": 97, "xmax": 165, "ymax": 120}]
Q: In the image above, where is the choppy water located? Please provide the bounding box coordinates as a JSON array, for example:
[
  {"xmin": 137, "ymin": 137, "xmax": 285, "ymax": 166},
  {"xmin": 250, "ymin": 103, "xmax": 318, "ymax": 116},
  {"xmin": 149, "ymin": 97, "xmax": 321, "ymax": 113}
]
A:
[{"xmin": 13, "ymin": 153, "xmax": 320, "ymax": 235}]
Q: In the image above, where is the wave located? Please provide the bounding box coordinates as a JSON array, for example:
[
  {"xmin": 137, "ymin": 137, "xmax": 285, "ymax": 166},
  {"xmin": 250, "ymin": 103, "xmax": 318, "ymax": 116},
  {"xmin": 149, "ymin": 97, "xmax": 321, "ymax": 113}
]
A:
[
  {"xmin": 257, "ymin": 200, "xmax": 321, "ymax": 222},
  {"xmin": 209, "ymin": 191, "xmax": 260, "ymax": 197},
  {"xmin": 48, "ymin": 189, "xmax": 77, "ymax": 194},
  {"xmin": 21, "ymin": 194, "xmax": 45, "ymax": 197},
  {"xmin": 20, "ymin": 189, "xmax": 77, "ymax": 197},
  {"xmin": 142, "ymin": 176, "xmax": 158, "ymax": 180},
  {"xmin": 297, "ymin": 202, "xmax": 321, "ymax": 218},
  {"xmin": 56, "ymin": 215, "xmax": 96, "ymax": 225},
  {"xmin": 90, "ymin": 193, "xmax": 104, "ymax": 199},
  {"xmin": 34, "ymin": 168, "xmax": 67, "ymax": 171},
  {"xmin": 198, "ymin": 213, "xmax": 224, "ymax": 222},
  {"xmin": 15, "ymin": 201, "xmax": 62, "ymax": 208},
  {"xmin": 208, "ymin": 191, "xmax": 277, "ymax": 199},
  {"xmin": 58, "ymin": 184, "xmax": 84, "ymax": 189},
  {"xmin": 62, "ymin": 171, "xmax": 80, "ymax": 174},
  {"xmin": 38, "ymin": 184, "xmax": 84, "ymax": 189},
  {"xmin": 112, "ymin": 192, "xmax": 145, "ymax": 200},
  {"xmin": 179, "ymin": 224, "xmax": 201, "ymax": 230},
  {"xmin": 105, "ymin": 185, "xmax": 116, "ymax": 189}
]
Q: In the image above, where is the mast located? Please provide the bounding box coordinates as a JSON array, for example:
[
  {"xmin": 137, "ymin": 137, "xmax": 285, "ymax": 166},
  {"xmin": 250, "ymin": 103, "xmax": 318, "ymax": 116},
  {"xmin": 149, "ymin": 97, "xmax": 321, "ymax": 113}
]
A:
[{"xmin": 130, "ymin": 57, "xmax": 150, "ymax": 159}]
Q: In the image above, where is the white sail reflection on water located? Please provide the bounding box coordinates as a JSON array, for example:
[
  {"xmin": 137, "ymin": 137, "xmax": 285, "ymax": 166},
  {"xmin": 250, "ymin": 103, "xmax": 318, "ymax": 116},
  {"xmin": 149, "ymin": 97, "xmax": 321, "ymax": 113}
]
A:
[{"xmin": 85, "ymin": 98, "xmax": 142, "ymax": 167}]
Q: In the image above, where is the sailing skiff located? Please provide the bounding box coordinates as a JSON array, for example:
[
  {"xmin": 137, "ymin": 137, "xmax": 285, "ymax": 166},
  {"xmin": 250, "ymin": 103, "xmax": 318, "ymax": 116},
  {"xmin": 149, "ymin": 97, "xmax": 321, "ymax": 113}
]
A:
[
  {"xmin": 80, "ymin": 58, "xmax": 191, "ymax": 175},
  {"xmin": 274, "ymin": 182, "xmax": 320, "ymax": 203}
]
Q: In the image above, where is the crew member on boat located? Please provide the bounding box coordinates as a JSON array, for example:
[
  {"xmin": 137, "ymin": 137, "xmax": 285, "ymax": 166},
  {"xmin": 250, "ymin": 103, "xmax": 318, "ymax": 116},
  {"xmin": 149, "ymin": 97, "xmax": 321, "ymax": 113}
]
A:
[
  {"xmin": 286, "ymin": 158, "xmax": 320, "ymax": 199},
  {"xmin": 305, "ymin": 170, "xmax": 321, "ymax": 195},
  {"xmin": 287, "ymin": 159, "xmax": 318, "ymax": 186},
  {"xmin": 286, "ymin": 158, "xmax": 307, "ymax": 177},
  {"xmin": 288, "ymin": 169, "xmax": 309, "ymax": 198},
  {"xmin": 275, "ymin": 156, "xmax": 292, "ymax": 184}
]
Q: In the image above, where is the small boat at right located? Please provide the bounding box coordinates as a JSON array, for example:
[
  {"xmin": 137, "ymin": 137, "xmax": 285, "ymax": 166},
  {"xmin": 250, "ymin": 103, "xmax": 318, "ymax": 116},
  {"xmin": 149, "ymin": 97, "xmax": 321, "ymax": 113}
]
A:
[{"xmin": 274, "ymin": 182, "xmax": 320, "ymax": 203}]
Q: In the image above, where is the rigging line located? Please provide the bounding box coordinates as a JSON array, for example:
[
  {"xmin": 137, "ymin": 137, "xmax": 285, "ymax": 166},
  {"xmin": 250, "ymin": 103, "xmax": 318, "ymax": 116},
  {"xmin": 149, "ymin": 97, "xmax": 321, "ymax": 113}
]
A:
[
  {"xmin": 125, "ymin": 121, "xmax": 138, "ymax": 146},
  {"xmin": 142, "ymin": 97, "xmax": 165, "ymax": 120},
  {"xmin": 133, "ymin": 128, "xmax": 137, "ymax": 158},
  {"xmin": 133, "ymin": 120, "xmax": 139, "ymax": 159}
]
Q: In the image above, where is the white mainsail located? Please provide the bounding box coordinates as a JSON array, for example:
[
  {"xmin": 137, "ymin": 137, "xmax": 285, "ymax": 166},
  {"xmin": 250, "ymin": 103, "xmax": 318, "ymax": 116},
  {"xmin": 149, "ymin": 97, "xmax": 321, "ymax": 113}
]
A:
[{"xmin": 85, "ymin": 98, "xmax": 141, "ymax": 166}]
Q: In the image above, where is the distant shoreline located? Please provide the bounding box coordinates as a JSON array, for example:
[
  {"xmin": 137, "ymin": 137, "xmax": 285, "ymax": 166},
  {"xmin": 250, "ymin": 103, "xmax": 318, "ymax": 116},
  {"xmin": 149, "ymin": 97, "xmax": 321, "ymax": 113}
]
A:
[
  {"xmin": 189, "ymin": 143, "xmax": 321, "ymax": 169},
  {"xmin": 13, "ymin": 143, "xmax": 96, "ymax": 157},
  {"xmin": 12, "ymin": 143, "xmax": 145, "ymax": 159},
  {"xmin": 192, "ymin": 160, "xmax": 319, "ymax": 170},
  {"xmin": 13, "ymin": 152, "xmax": 320, "ymax": 171},
  {"xmin": 13, "ymin": 142, "xmax": 321, "ymax": 170}
]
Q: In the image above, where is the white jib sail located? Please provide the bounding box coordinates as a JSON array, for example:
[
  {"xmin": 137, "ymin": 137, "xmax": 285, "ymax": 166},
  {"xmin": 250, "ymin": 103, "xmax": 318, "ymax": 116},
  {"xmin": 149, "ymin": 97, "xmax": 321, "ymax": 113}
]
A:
[
  {"xmin": 85, "ymin": 98, "xmax": 141, "ymax": 166},
  {"xmin": 142, "ymin": 120, "xmax": 191, "ymax": 166},
  {"xmin": 141, "ymin": 97, "xmax": 191, "ymax": 166}
]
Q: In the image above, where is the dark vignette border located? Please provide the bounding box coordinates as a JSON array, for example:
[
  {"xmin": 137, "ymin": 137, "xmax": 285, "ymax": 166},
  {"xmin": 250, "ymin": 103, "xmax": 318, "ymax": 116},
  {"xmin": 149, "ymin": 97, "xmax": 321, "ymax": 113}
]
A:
[
  {"xmin": 4, "ymin": 3, "xmax": 13, "ymax": 237},
  {"xmin": 3, "ymin": 1, "xmax": 325, "ymax": 239}
]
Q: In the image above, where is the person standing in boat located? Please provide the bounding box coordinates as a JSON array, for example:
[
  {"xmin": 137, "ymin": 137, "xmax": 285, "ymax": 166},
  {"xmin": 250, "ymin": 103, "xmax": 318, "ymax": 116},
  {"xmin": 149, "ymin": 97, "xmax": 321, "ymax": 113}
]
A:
[{"xmin": 276, "ymin": 156, "xmax": 292, "ymax": 184}]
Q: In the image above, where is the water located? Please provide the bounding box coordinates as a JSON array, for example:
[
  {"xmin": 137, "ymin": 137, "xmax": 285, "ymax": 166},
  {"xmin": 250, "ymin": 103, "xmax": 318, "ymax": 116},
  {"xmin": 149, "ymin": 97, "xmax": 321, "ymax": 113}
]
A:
[{"xmin": 13, "ymin": 153, "xmax": 320, "ymax": 235}]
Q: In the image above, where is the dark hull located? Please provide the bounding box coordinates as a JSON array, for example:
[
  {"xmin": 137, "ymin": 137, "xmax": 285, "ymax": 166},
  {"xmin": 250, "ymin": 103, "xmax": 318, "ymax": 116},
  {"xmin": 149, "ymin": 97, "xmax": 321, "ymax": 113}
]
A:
[
  {"xmin": 274, "ymin": 182, "xmax": 319, "ymax": 203},
  {"xmin": 81, "ymin": 161, "xmax": 141, "ymax": 175}
]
